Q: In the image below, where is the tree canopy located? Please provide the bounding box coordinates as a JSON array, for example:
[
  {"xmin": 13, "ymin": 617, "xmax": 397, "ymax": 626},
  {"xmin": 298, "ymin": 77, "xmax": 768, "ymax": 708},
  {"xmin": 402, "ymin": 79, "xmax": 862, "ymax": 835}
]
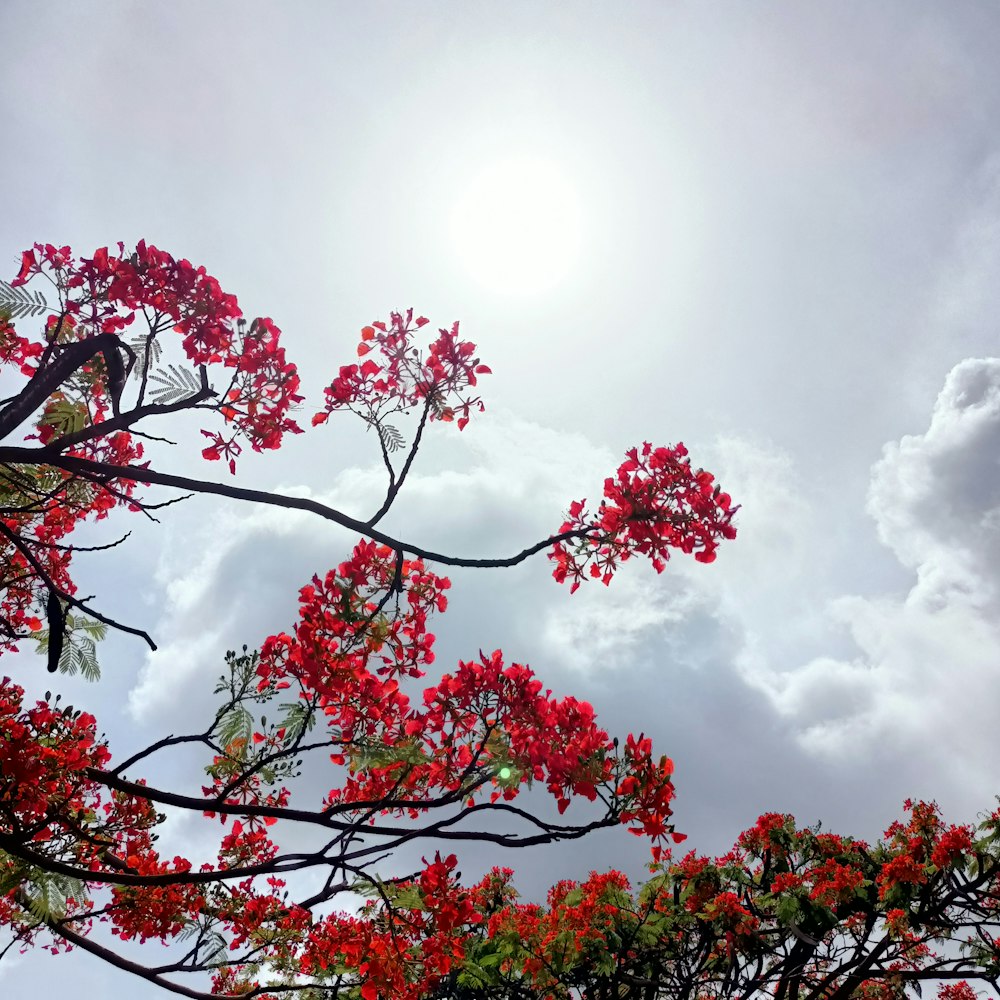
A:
[{"xmin": 0, "ymin": 242, "xmax": 997, "ymax": 1000}]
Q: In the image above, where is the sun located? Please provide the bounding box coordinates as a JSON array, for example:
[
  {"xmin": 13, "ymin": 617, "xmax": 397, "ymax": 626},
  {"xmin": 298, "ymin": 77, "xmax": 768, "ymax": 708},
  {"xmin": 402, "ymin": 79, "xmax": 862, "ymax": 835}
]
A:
[{"xmin": 451, "ymin": 155, "xmax": 582, "ymax": 295}]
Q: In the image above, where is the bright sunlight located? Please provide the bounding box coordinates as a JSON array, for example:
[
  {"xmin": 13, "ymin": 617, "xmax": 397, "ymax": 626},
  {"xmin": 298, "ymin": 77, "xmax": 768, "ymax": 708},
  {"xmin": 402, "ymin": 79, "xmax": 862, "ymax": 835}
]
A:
[{"xmin": 451, "ymin": 155, "xmax": 582, "ymax": 295}]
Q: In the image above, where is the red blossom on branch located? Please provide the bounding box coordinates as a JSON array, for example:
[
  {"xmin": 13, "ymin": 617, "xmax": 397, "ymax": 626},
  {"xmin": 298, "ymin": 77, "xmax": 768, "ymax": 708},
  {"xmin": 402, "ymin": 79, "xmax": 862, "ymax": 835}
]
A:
[
  {"xmin": 0, "ymin": 240, "xmax": 758, "ymax": 999},
  {"xmin": 313, "ymin": 308, "xmax": 491, "ymax": 432},
  {"xmin": 550, "ymin": 440, "xmax": 739, "ymax": 592},
  {"xmin": 9, "ymin": 241, "xmax": 303, "ymax": 472}
]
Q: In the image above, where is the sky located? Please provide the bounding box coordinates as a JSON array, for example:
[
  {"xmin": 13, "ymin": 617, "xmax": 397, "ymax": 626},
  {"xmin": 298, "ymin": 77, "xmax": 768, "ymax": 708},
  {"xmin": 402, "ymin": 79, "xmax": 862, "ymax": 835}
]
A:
[{"xmin": 3, "ymin": 1, "xmax": 1000, "ymax": 994}]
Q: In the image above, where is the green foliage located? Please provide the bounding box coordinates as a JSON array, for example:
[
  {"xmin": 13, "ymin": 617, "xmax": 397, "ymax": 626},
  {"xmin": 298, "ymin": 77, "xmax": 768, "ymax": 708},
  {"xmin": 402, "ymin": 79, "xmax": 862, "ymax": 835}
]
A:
[
  {"xmin": 0, "ymin": 849, "xmax": 86, "ymax": 923},
  {"xmin": 278, "ymin": 699, "xmax": 316, "ymax": 743},
  {"xmin": 206, "ymin": 646, "xmax": 307, "ymax": 788},
  {"xmin": 0, "ymin": 462, "xmax": 97, "ymax": 516},
  {"xmin": 377, "ymin": 422, "xmax": 405, "ymax": 453},
  {"xmin": 23, "ymin": 872, "xmax": 85, "ymax": 923},
  {"xmin": 214, "ymin": 647, "xmax": 262, "ymax": 696},
  {"xmin": 347, "ymin": 736, "xmax": 430, "ymax": 774},
  {"xmin": 34, "ymin": 612, "xmax": 107, "ymax": 680},
  {"xmin": 147, "ymin": 363, "xmax": 200, "ymax": 405},
  {"xmin": 453, "ymin": 947, "xmax": 504, "ymax": 991},
  {"xmin": 0, "ymin": 278, "xmax": 47, "ymax": 319},
  {"xmin": 349, "ymin": 873, "xmax": 426, "ymax": 912},
  {"xmin": 40, "ymin": 396, "xmax": 88, "ymax": 437},
  {"xmin": 177, "ymin": 919, "xmax": 228, "ymax": 965},
  {"xmin": 774, "ymin": 892, "xmax": 803, "ymax": 926},
  {"xmin": 126, "ymin": 330, "xmax": 162, "ymax": 379},
  {"xmin": 217, "ymin": 704, "xmax": 253, "ymax": 752}
]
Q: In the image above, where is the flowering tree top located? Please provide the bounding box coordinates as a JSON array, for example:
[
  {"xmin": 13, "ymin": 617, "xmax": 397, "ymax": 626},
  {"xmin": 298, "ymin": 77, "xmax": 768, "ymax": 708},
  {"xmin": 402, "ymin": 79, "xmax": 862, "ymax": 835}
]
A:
[{"xmin": 0, "ymin": 240, "xmax": 742, "ymax": 998}]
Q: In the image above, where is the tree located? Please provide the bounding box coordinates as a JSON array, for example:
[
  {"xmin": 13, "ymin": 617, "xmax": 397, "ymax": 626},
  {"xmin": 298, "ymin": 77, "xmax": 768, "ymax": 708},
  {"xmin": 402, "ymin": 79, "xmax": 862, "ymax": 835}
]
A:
[
  {"xmin": 424, "ymin": 800, "xmax": 1000, "ymax": 1000},
  {"xmin": 0, "ymin": 241, "xmax": 736, "ymax": 998},
  {"xmin": 8, "ymin": 245, "xmax": 992, "ymax": 1000}
]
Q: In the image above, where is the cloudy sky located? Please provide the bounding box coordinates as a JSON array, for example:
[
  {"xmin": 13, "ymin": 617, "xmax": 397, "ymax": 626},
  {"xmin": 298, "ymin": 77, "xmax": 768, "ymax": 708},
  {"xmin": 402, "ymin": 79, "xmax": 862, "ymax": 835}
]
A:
[{"xmin": 3, "ymin": 2, "xmax": 1000, "ymax": 994}]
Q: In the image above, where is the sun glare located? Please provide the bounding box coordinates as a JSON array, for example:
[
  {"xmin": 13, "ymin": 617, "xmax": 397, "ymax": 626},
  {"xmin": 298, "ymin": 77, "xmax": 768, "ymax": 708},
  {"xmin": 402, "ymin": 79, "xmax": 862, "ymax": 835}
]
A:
[{"xmin": 451, "ymin": 155, "xmax": 582, "ymax": 295}]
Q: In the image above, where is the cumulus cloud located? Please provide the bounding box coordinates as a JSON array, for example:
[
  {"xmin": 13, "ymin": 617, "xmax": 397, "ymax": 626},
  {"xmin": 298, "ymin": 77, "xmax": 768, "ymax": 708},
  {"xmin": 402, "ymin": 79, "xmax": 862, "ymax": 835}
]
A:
[
  {"xmin": 544, "ymin": 436, "xmax": 818, "ymax": 669},
  {"xmin": 124, "ymin": 410, "xmax": 798, "ymax": 870},
  {"xmin": 741, "ymin": 359, "xmax": 1000, "ymax": 806},
  {"xmin": 870, "ymin": 358, "xmax": 1000, "ymax": 598},
  {"xmin": 126, "ymin": 409, "xmax": 616, "ymax": 722},
  {"xmin": 530, "ymin": 429, "xmax": 821, "ymax": 677},
  {"xmin": 127, "ymin": 499, "xmax": 336, "ymax": 722},
  {"xmin": 532, "ymin": 431, "xmax": 795, "ymax": 675},
  {"xmin": 541, "ymin": 567, "xmax": 708, "ymax": 673}
]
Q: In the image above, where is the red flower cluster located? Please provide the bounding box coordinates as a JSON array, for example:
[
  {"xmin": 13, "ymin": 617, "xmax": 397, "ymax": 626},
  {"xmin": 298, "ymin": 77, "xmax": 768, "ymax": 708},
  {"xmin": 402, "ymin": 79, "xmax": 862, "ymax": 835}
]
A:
[
  {"xmin": 0, "ymin": 677, "xmax": 110, "ymax": 838},
  {"xmin": 419, "ymin": 649, "xmax": 618, "ymax": 814},
  {"xmin": 12, "ymin": 242, "xmax": 241, "ymax": 360},
  {"xmin": 878, "ymin": 799, "xmax": 974, "ymax": 900},
  {"xmin": 200, "ymin": 315, "xmax": 303, "ymax": 473},
  {"xmin": 109, "ymin": 853, "xmax": 205, "ymax": 944},
  {"xmin": 0, "ymin": 427, "xmax": 144, "ymax": 654},
  {"xmin": 10, "ymin": 241, "xmax": 302, "ymax": 473},
  {"xmin": 486, "ymin": 870, "xmax": 634, "ymax": 987},
  {"xmin": 808, "ymin": 857, "xmax": 867, "ymax": 906},
  {"xmin": 550, "ymin": 441, "xmax": 739, "ymax": 592},
  {"xmin": 256, "ymin": 540, "xmax": 446, "ymax": 724},
  {"xmin": 615, "ymin": 731, "xmax": 684, "ymax": 858},
  {"xmin": 312, "ymin": 308, "xmax": 491, "ymax": 432},
  {"xmin": 301, "ymin": 857, "xmax": 486, "ymax": 1000},
  {"xmin": 250, "ymin": 540, "xmax": 671, "ymax": 844},
  {"xmin": 0, "ymin": 315, "xmax": 44, "ymax": 376},
  {"xmin": 461, "ymin": 799, "xmax": 995, "ymax": 999},
  {"xmin": 0, "ymin": 241, "xmax": 754, "ymax": 996}
]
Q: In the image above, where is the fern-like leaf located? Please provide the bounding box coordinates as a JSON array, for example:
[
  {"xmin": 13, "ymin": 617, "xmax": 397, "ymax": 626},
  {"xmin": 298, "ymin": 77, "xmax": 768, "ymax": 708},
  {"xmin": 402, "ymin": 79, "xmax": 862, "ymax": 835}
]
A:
[
  {"xmin": 217, "ymin": 705, "xmax": 253, "ymax": 750},
  {"xmin": 176, "ymin": 919, "xmax": 200, "ymax": 941},
  {"xmin": 22, "ymin": 870, "xmax": 83, "ymax": 922},
  {"xmin": 425, "ymin": 390, "xmax": 448, "ymax": 419},
  {"xmin": 42, "ymin": 398, "xmax": 88, "ymax": 436},
  {"xmin": 0, "ymin": 279, "xmax": 47, "ymax": 319},
  {"xmin": 378, "ymin": 423, "xmax": 406, "ymax": 453},
  {"xmin": 35, "ymin": 613, "xmax": 105, "ymax": 680},
  {"xmin": 0, "ymin": 852, "xmax": 27, "ymax": 897},
  {"xmin": 201, "ymin": 930, "xmax": 228, "ymax": 964},
  {"xmin": 280, "ymin": 701, "xmax": 316, "ymax": 743},
  {"xmin": 148, "ymin": 363, "xmax": 201, "ymax": 404},
  {"xmin": 127, "ymin": 332, "xmax": 163, "ymax": 380}
]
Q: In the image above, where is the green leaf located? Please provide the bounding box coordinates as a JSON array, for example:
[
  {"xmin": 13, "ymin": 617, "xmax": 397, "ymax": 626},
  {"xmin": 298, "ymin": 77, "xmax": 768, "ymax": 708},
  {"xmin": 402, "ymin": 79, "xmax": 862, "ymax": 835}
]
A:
[
  {"xmin": 775, "ymin": 894, "xmax": 802, "ymax": 926},
  {"xmin": 147, "ymin": 363, "xmax": 200, "ymax": 404},
  {"xmin": 0, "ymin": 278, "xmax": 48, "ymax": 319},
  {"xmin": 127, "ymin": 331, "xmax": 162, "ymax": 380},
  {"xmin": 280, "ymin": 701, "xmax": 316, "ymax": 743},
  {"xmin": 0, "ymin": 856, "xmax": 28, "ymax": 897},
  {"xmin": 217, "ymin": 705, "xmax": 253, "ymax": 750},
  {"xmin": 41, "ymin": 398, "xmax": 87, "ymax": 436},
  {"xmin": 389, "ymin": 886, "xmax": 425, "ymax": 910},
  {"xmin": 349, "ymin": 738, "xmax": 429, "ymax": 773},
  {"xmin": 201, "ymin": 930, "xmax": 227, "ymax": 964},
  {"xmin": 377, "ymin": 423, "xmax": 406, "ymax": 453},
  {"xmin": 20, "ymin": 870, "xmax": 84, "ymax": 922},
  {"xmin": 34, "ymin": 612, "xmax": 105, "ymax": 680}
]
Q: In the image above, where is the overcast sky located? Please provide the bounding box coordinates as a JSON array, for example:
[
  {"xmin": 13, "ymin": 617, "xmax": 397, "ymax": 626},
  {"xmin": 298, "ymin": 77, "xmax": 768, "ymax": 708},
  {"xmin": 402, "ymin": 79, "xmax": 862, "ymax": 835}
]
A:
[{"xmin": 3, "ymin": 2, "xmax": 1000, "ymax": 995}]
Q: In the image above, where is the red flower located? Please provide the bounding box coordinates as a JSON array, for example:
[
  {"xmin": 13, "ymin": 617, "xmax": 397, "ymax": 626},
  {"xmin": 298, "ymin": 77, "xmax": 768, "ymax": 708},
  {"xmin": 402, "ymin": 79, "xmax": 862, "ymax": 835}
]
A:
[{"xmin": 551, "ymin": 442, "xmax": 738, "ymax": 591}]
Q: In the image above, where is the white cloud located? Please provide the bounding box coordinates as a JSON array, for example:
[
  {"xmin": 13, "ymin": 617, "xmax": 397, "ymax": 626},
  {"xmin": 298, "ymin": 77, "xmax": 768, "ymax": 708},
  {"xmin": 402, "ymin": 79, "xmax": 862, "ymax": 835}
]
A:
[
  {"xmin": 127, "ymin": 495, "xmax": 352, "ymax": 722},
  {"xmin": 739, "ymin": 359, "xmax": 1000, "ymax": 804},
  {"xmin": 542, "ymin": 567, "xmax": 708, "ymax": 673},
  {"xmin": 9, "ymin": 6, "xmax": 1000, "ymax": 997},
  {"xmin": 870, "ymin": 358, "xmax": 1000, "ymax": 595},
  {"xmin": 126, "ymin": 410, "xmax": 613, "ymax": 720},
  {"xmin": 538, "ymin": 433, "xmax": 818, "ymax": 675}
]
